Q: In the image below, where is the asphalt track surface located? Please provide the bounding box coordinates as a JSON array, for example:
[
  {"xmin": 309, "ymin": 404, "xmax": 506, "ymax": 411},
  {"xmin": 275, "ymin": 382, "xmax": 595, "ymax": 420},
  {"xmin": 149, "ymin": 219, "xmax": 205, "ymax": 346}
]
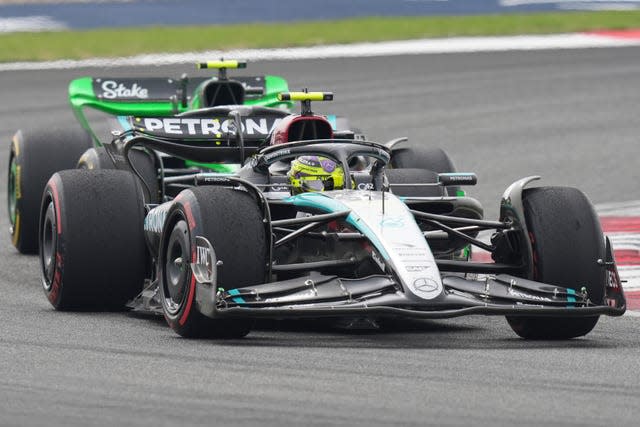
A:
[{"xmin": 1, "ymin": 47, "xmax": 639, "ymax": 426}]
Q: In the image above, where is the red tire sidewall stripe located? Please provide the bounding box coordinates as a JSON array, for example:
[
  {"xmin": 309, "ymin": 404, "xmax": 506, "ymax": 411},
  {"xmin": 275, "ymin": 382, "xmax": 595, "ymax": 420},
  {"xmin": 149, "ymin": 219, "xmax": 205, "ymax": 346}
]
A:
[
  {"xmin": 179, "ymin": 276, "xmax": 196, "ymax": 327},
  {"xmin": 46, "ymin": 177, "xmax": 63, "ymax": 304},
  {"xmin": 178, "ymin": 199, "xmax": 197, "ymax": 326}
]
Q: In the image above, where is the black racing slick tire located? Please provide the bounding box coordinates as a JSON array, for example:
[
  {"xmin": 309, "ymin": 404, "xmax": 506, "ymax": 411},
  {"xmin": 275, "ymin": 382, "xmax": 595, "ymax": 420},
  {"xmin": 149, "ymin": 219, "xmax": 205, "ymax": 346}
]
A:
[
  {"xmin": 8, "ymin": 127, "xmax": 92, "ymax": 253},
  {"xmin": 160, "ymin": 186, "xmax": 267, "ymax": 338},
  {"xmin": 77, "ymin": 146, "xmax": 160, "ymax": 203},
  {"xmin": 391, "ymin": 146, "xmax": 460, "ymax": 196},
  {"xmin": 386, "ymin": 168, "xmax": 443, "ymax": 197},
  {"xmin": 40, "ymin": 170, "xmax": 146, "ymax": 310},
  {"xmin": 506, "ymin": 187, "xmax": 605, "ymax": 339},
  {"xmin": 76, "ymin": 146, "xmax": 112, "ymax": 170}
]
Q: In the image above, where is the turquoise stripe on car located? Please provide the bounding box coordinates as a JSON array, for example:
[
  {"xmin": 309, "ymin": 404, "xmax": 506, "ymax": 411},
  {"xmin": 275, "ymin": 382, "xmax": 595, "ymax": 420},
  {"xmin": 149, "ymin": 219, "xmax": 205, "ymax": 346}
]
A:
[
  {"xmin": 228, "ymin": 288, "xmax": 246, "ymax": 305},
  {"xmin": 288, "ymin": 192, "xmax": 390, "ymax": 260},
  {"xmin": 117, "ymin": 115, "xmax": 132, "ymax": 132},
  {"xmin": 326, "ymin": 115, "xmax": 337, "ymax": 130},
  {"xmin": 567, "ymin": 288, "xmax": 576, "ymax": 307}
]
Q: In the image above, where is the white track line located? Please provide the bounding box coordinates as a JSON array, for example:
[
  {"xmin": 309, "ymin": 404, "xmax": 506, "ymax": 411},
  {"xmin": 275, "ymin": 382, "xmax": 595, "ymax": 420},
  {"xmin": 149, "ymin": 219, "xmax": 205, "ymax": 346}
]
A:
[
  {"xmin": 596, "ymin": 200, "xmax": 640, "ymax": 216},
  {"xmin": 1, "ymin": 32, "xmax": 640, "ymax": 71},
  {"xmin": 0, "ymin": 16, "xmax": 67, "ymax": 33}
]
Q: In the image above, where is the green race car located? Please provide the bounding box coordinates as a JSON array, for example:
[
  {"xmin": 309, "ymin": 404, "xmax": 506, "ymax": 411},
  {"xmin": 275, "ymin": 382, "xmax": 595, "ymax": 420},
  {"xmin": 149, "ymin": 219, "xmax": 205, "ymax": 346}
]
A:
[{"xmin": 8, "ymin": 60, "xmax": 293, "ymax": 254}]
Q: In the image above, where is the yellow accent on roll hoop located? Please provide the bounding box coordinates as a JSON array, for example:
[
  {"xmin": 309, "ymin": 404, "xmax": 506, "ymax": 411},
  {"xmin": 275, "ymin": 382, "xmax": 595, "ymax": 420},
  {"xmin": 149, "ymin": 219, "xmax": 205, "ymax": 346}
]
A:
[
  {"xmin": 196, "ymin": 60, "xmax": 246, "ymax": 69},
  {"xmin": 278, "ymin": 92, "xmax": 333, "ymax": 102}
]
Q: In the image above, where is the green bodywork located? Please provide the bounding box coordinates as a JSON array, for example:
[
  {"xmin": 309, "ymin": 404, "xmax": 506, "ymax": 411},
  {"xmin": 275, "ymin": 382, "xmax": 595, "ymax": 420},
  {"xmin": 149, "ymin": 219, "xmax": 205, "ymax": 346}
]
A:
[
  {"xmin": 68, "ymin": 73, "xmax": 292, "ymax": 172},
  {"xmin": 69, "ymin": 74, "xmax": 292, "ymax": 144}
]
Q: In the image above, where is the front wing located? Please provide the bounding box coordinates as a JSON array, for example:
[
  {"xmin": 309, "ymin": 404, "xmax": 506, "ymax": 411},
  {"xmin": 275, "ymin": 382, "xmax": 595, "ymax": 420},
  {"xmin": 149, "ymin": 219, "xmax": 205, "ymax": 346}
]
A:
[{"xmin": 205, "ymin": 273, "xmax": 625, "ymax": 320}]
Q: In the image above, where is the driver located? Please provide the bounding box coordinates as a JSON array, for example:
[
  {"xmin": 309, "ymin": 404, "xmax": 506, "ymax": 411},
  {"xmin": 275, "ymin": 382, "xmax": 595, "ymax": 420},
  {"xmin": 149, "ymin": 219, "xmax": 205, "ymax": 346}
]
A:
[{"xmin": 287, "ymin": 156, "xmax": 346, "ymax": 194}]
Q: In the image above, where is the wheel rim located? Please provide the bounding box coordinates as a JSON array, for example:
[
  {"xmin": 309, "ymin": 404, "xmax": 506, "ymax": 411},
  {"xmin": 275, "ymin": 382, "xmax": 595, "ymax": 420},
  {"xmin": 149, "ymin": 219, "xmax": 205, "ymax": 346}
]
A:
[
  {"xmin": 40, "ymin": 200, "xmax": 57, "ymax": 291},
  {"xmin": 7, "ymin": 154, "xmax": 17, "ymax": 227},
  {"xmin": 163, "ymin": 219, "xmax": 190, "ymax": 316}
]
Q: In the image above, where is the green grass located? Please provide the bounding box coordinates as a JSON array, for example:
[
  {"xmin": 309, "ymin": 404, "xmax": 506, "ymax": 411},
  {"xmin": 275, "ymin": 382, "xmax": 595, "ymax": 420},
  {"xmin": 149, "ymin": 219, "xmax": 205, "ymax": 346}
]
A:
[{"xmin": 1, "ymin": 11, "xmax": 640, "ymax": 62}]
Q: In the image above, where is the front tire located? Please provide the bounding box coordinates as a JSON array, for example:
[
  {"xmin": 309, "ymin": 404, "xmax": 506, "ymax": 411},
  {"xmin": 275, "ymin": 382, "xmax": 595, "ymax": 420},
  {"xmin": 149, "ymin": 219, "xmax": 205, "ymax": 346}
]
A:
[
  {"xmin": 40, "ymin": 170, "xmax": 146, "ymax": 310},
  {"xmin": 160, "ymin": 186, "xmax": 267, "ymax": 338},
  {"xmin": 506, "ymin": 187, "xmax": 605, "ymax": 339},
  {"xmin": 9, "ymin": 127, "xmax": 92, "ymax": 253}
]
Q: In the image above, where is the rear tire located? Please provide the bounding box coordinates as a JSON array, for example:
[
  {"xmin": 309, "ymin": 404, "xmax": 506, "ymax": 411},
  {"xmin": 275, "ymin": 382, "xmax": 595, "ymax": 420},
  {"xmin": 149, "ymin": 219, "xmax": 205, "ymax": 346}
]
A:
[
  {"xmin": 77, "ymin": 146, "xmax": 160, "ymax": 203},
  {"xmin": 506, "ymin": 187, "xmax": 605, "ymax": 339},
  {"xmin": 160, "ymin": 186, "xmax": 267, "ymax": 338},
  {"xmin": 8, "ymin": 127, "xmax": 92, "ymax": 253},
  {"xmin": 40, "ymin": 170, "xmax": 146, "ymax": 310}
]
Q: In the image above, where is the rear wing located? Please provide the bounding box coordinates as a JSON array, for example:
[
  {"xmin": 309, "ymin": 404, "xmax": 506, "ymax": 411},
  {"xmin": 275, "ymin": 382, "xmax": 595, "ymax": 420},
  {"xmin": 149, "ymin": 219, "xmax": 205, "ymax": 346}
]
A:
[
  {"xmin": 91, "ymin": 76, "xmax": 269, "ymax": 102},
  {"xmin": 68, "ymin": 74, "xmax": 292, "ymax": 144}
]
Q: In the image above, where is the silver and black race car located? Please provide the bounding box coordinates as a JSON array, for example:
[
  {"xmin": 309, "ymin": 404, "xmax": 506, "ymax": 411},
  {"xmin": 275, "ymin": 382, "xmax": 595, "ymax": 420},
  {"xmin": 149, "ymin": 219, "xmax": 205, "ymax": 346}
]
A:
[{"xmin": 38, "ymin": 93, "xmax": 626, "ymax": 340}]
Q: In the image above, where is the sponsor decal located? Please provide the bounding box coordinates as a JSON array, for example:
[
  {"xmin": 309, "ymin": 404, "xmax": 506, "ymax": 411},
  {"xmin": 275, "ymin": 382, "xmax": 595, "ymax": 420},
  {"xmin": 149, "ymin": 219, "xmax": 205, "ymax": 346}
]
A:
[
  {"xmin": 441, "ymin": 174, "xmax": 475, "ymax": 182},
  {"xmin": 379, "ymin": 217, "xmax": 405, "ymax": 229},
  {"xmin": 446, "ymin": 176, "xmax": 474, "ymax": 182},
  {"xmin": 390, "ymin": 241, "xmax": 416, "ymax": 248},
  {"xmin": 412, "ymin": 277, "xmax": 439, "ymax": 294},
  {"xmin": 357, "ymin": 182, "xmax": 375, "ymax": 191},
  {"xmin": 394, "ymin": 246, "xmax": 430, "ymax": 258},
  {"xmin": 193, "ymin": 236, "xmax": 217, "ymax": 286},
  {"xmin": 338, "ymin": 191, "xmax": 377, "ymax": 202},
  {"xmin": 144, "ymin": 203, "xmax": 172, "ymax": 233},
  {"xmin": 202, "ymin": 176, "xmax": 232, "ymax": 183},
  {"xmin": 264, "ymin": 148, "xmax": 291, "ymax": 162},
  {"xmin": 101, "ymin": 80, "xmax": 149, "ymax": 99},
  {"xmin": 93, "ymin": 76, "xmax": 267, "ymax": 102},
  {"xmin": 371, "ymin": 250, "xmax": 385, "ymax": 272},
  {"xmin": 196, "ymin": 245, "xmax": 210, "ymax": 266},
  {"xmin": 607, "ymin": 268, "xmax": 622, "ymax": 290},
  {"xmin": 131, "ymin": 116, "xmax": 281, "ymax": 139},
  {"xmin": 508, "ymin": 288, "xmax": 551, "ymax": 302},
  {"xmin": 48, "ymin": 252, "xmax": 63, "ymax": 304},
  {"xmin": 93, "ymin": 77, "xmax": 192, "ymax": 102},
  {"xmin": 405, "ymin": 265, "xmax": 429, "ymax": 272}
]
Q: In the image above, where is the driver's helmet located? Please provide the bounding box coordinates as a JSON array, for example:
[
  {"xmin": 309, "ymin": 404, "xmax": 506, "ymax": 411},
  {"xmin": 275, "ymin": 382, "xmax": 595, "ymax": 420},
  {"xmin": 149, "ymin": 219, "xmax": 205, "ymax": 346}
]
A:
[{"xmin": 288, "ymin": 156, "xmax": 345, "ymax": 195}]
